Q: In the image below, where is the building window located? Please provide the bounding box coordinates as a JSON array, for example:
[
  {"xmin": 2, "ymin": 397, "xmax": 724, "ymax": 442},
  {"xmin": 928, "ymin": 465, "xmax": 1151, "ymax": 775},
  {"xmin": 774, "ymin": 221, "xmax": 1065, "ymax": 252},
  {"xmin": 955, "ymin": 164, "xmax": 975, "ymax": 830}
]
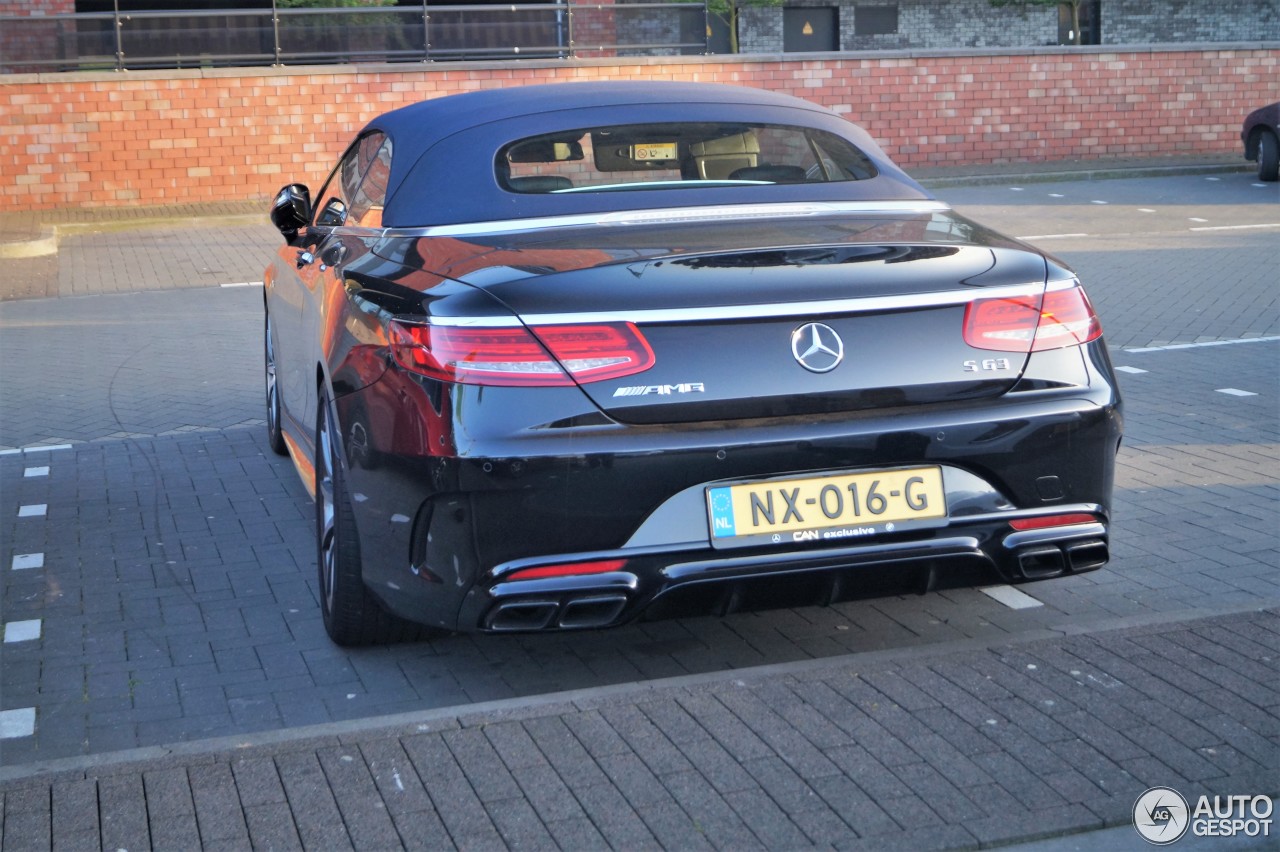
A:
[
  {"xmin": 784, "ymin": 7, "xmax": 839, "ymax": 52},
  {"xmin": 855, "ymin": 5, "xmax": 898, "ymax": 36}
]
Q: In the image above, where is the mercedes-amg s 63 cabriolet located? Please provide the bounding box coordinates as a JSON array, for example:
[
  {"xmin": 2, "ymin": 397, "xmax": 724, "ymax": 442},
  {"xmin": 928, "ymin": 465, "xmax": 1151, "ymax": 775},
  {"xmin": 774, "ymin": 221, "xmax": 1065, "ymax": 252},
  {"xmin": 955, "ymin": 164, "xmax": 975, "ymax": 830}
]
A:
[{"xmin": 264, "ymin": 82, "xmax": 1122, "ymax": 645}]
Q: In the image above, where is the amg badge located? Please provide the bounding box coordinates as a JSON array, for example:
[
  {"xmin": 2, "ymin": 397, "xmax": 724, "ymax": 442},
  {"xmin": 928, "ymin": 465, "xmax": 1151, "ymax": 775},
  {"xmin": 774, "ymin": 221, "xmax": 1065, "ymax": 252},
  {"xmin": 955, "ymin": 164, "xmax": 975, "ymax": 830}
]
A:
[{"xmin": 613, "ymin": 382, "xmax": 706, "ymax": 398}]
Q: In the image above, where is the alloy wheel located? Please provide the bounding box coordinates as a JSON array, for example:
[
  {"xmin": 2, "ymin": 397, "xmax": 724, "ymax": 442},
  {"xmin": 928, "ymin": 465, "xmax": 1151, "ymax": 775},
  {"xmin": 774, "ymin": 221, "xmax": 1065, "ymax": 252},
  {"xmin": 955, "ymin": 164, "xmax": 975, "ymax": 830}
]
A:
[{"xmin": 317, "ymin": 402, "xmax": 337, "ymax": 618}]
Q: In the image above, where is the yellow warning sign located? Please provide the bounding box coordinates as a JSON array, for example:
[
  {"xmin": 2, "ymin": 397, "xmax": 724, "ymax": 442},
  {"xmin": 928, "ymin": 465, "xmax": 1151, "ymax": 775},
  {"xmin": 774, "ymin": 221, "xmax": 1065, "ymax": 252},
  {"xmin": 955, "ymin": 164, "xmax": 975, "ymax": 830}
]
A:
[{"xmin": 802, "ymin": 21, "xmax": 813, "ymax": 35}]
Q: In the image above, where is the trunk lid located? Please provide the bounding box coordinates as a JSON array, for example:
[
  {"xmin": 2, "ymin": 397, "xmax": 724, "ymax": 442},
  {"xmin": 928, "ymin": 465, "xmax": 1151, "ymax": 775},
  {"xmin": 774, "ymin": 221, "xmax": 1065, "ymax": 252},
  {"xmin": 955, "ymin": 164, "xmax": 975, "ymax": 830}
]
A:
[{"xmin": 381, "ymin": 211, "xmax": 1052, "ymax": 423}]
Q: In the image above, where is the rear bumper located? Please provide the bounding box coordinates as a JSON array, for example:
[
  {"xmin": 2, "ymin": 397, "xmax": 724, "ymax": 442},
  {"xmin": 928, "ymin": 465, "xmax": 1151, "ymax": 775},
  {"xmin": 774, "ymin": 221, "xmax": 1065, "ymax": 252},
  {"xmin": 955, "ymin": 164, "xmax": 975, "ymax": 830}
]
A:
[
  {"xmin": 468, "ymin": 514, "xmax": 1109, "ymax": 632},
  {"xmin": 335, "ymin": 343, "xmax": 1121, "ymax": 633}
]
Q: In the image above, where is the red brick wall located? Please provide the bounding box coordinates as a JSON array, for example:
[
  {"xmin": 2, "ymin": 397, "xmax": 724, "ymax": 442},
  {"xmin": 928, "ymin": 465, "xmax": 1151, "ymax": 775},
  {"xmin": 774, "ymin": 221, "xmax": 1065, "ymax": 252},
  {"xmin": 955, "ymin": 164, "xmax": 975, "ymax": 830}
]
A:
[
  {"xmin": 0, "ymin": 47, "xmax": 1274, "ymax": 210},
  {"xmin": 0, "ymin": 0, "xmax": 74, "ymax": 12}
]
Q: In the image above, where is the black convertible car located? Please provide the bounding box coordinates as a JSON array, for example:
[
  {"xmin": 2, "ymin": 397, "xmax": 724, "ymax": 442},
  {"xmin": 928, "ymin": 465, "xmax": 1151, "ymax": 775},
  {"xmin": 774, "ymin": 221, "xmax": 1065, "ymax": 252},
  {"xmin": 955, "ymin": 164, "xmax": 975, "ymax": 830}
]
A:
[{"xmin": 265, "ymin": 82, "xmax": 1122, "ymax": 645}]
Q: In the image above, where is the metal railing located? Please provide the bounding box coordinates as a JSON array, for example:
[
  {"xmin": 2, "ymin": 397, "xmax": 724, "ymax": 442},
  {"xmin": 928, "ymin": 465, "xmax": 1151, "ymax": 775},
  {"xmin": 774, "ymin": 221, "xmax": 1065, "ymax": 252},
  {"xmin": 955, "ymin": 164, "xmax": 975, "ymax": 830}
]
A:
[{"xmin": 0, "ymin": 2, "xmax": 709, "ymax": 73}]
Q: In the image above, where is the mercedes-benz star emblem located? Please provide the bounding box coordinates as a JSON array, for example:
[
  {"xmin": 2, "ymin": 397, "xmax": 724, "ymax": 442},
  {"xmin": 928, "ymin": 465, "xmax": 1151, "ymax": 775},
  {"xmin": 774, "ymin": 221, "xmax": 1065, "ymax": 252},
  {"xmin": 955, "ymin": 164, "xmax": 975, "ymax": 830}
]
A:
[{"xmin": 791, "ymin": 322, "xmax": 844, "ymax": 373}]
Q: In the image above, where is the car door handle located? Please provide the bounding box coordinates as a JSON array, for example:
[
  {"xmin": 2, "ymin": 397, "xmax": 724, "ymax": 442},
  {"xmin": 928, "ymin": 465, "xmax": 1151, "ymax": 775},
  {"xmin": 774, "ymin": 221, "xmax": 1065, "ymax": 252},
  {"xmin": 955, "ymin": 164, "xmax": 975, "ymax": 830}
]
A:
[{"xmin": 296, "ymin": 250, "xmax": 315, "ymax": 268}]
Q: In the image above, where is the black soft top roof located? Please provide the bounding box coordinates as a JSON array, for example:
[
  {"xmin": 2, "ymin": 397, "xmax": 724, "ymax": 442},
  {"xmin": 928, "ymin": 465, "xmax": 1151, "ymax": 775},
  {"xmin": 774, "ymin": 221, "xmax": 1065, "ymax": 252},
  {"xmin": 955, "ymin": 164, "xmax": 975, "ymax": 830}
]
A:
[{"xmin": 359, "ymin": 81, "xmax": 931, "ymax": 228}]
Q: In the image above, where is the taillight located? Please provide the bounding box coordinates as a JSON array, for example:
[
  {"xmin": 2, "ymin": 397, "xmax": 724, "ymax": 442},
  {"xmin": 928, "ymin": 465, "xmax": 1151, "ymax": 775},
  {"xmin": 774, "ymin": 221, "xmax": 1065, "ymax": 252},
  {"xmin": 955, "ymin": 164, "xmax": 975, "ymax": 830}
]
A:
[
  {"xmin": 506, "ymin": 559, "xmax": 628, "ymax": 581},
  {"xmin": 964, "ymin": 284, "xmax": 1102, "ymax": 353},
  {"xmin": 389, "ymin": 321, "xmax": 654, "ymax": 386},
  {"xmin": 1009, "ymin": 513, "xmax": 1099, "ymax": 531}
]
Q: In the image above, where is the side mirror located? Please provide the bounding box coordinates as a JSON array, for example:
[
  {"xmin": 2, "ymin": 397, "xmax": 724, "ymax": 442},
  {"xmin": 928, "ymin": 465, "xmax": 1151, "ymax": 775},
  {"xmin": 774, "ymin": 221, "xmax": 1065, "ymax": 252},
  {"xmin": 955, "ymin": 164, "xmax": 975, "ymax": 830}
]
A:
[{"xmin": 270, "ymin": 183, "xmax": 312, "ymax": 241}]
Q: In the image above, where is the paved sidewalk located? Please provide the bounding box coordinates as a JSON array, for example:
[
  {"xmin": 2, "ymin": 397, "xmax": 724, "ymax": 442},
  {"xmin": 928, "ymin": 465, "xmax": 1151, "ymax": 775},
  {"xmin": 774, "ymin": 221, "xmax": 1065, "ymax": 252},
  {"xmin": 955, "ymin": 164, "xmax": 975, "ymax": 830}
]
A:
[
  {"xmin": 1, "ymin": 607, "xmax": 1276, "ymax": 850},
  {"xmin": 0, "ymin": 201, "xmax": 269, "ymax": 302}
]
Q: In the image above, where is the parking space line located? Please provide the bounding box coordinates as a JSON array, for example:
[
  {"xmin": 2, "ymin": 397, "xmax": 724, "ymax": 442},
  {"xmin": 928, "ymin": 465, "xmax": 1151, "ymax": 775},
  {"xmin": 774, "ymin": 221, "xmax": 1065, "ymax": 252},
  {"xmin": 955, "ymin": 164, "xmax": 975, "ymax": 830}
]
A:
[
  {"xmin": 0, "ymin": 708, "xmax": 36, "ymax": 739},
  {"xmin": 981, "ymin": 585, "xmax": 1044, "ymax": 609},
  {"xmin": 3, "ymin": 620, "xmax": 41, "ymax": 643},
  {"xmin": 1189, "ymin": 223, "xmax": 1280, "ymax": 232},
  {"xmin": 11, "ymin": 553, "xmax": 44, "ymax": 570},
  {"xmin": 1216, "ymin": 388, "xmax": 1259, "ymax": 397},
  {"xmin": 1125, "ymin": 336, "xmax": 1280, "ymax": 354},
  {"xmin": 24, "ymin": 466, "xmax": 49, "ymax": 477},
  {"xmin": 17, "ymin": 504, "xmax": 46, "ymax": 518},
  {"xmin": 1115, "ymin": 366, "xmax": 1148, "ymax": 374},
  {"xmin": 1, "ymin": 444, "xmax": 73, "ymax": 456}
]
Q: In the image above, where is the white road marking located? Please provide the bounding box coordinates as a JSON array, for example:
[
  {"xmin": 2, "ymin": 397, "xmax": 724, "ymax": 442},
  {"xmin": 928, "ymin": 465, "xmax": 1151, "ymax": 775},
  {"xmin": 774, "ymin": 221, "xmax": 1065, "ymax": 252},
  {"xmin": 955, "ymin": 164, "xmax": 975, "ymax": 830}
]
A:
[
  {"xmin": 1138, "ymin": 208, "xmax": 1156, "ymax": 213},
  {"xmin": 220, "ymin": 281, "xmax": 264, "ymax": 288},
  {"xmin": 981, "ymin": 585, "xmax": 1044, "ymax": 610},
  {"xmin": 1189, "ymin": 217, "xmax": 1209, "ymax": 223},
  {"xmin": 1048, "ymin": 193, "xmax": 1064, "ymax": 198},
  {"xmin": 3, "ymin": 620, "xmax": 41, "ymax": 643},
  {"xmin": 17, "ymin": 505, "xmax": 46, "ymax": 518},
  {"xmin": 1018, "ymin": 233, "xmax": 1089, "ymax": 240},
  {"xmin": 1125, "ymin": 336, "xmax": 1280, "ymax": 354},
  {"xmin": 1216, "ymin": 388, "xmax": 1258, "ymax": 397},
  {"xmin": 1115, "ymin": 366, "xmax": 1148, "ymax": 374},
  {"xmin": 24, "ymin": 466, "xmax": 49, "ymax": 477},
  {"xmin": 0, "ymin": 708, "xmax": 36, "ymax": 739},
  {"xmin": 3, "ymin": 445, "xmax": 72, "ymax": 455},
  {"xmin": 1010, "ymin": 187, "xmax": 1024, "ymax": 192},
  {"xmin": 11, "ymin": 553, "xmax": 44, "ymax": 570},
  {"xmin": 1189, "ymin": 223, "xmax": 1280, "ymax": 232},
  {"xmin": 1091, "ymin": 200, "xmax": 1108, "ymax": 205}
]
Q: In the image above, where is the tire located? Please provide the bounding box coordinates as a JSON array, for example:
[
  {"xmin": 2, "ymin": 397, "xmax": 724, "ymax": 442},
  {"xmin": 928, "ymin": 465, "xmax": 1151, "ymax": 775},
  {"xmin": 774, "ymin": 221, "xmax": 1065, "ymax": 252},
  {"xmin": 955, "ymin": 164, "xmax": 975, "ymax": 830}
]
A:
[
  {"xmin": 1258, "ymin": 130, "xmax": 1279, "ymax": 182},
  {"xmin": 264, "ymin": 312, "xmax": 288, "ymax": 456},
  {"xmin": 316, "ymin": 389, "xmax": 432, "ymax": 645}
]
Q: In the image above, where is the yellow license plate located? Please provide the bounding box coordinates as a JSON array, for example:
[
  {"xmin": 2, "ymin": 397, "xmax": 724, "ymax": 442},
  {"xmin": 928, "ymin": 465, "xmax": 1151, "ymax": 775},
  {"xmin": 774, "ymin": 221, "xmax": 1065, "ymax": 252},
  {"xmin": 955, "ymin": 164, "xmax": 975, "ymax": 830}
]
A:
[{"xmin": 706, "ymin": 466, "xmax": 946, "ymax": 548}]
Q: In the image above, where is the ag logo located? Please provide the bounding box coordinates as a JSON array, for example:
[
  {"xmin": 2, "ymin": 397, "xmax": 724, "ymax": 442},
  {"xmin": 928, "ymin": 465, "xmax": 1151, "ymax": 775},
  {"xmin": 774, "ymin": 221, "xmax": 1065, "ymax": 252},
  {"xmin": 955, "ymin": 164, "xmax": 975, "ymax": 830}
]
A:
[{"xmin": 1134, "ymin": 787, "xmax": 1190, "ymax": 845}]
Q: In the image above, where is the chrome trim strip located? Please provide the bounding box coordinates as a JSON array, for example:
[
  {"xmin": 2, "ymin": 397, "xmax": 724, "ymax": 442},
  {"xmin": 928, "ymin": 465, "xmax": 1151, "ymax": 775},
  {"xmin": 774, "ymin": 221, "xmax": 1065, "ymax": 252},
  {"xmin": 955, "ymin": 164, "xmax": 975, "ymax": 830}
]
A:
[
  {"xmin": 382, "ymin": 200, "xmax": 951, "ymax": 239},
  {"xmin": 422, "ymin": 279, "xmax": 1050, "ymax": 327}
]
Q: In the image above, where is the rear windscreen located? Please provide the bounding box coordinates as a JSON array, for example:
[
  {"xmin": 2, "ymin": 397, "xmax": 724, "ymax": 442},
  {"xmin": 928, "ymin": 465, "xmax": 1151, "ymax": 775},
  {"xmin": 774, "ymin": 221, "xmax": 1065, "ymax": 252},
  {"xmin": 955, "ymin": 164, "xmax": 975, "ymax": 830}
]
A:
[{"xmin": 497, "ymin": 122, "xmax": 878, "ymax": 194}]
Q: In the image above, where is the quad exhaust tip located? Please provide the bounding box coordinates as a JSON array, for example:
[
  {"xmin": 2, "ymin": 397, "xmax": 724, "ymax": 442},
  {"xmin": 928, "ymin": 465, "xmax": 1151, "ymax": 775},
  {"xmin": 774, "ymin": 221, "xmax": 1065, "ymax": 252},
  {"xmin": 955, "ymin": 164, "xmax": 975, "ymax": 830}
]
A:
[
  {"xmin": 1015, "ymin": 539, "xmax": 1108, "ymax": 581},
  {"xmin": 485, "ymin": 594, "xmax": 628, "ymax": 632}
]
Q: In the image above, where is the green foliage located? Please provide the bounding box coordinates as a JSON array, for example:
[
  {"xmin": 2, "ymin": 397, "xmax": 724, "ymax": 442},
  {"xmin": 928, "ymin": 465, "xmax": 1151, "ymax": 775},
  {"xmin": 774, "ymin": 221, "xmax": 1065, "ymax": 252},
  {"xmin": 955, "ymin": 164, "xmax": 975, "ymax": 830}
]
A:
[
  {"xmin": 679, "ymin": 0, "xmax": 782, "ymax": 52},
  {"xmin": 704, "ymin": 0, "xmax": 782, "ymax": 16}
]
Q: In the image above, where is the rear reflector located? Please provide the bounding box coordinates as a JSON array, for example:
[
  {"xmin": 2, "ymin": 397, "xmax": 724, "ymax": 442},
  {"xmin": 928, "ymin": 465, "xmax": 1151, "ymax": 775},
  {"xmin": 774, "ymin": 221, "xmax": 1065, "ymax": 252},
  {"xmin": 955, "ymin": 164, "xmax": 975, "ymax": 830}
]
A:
[
  {"xmin": 1009, "ymin": 513, "xmax": 1099, "ymax": 531},
  {"xmin": 506, "ymin": 559, "xmax": 628, "ymax": 582},
  {"xmin": 390, "ymin": 321, "xmax": 654, "ymax": 386},
  {"xmin": 964, "ymin": 284, "xmax": 1103, "ymax": 353}
]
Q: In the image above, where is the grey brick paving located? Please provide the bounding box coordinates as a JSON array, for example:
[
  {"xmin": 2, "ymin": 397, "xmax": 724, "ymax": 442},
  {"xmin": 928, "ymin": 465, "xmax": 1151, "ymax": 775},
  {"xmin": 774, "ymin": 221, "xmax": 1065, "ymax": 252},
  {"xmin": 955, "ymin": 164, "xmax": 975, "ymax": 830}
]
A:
[{"xmin": 1, "ymin": 610, "xmax": 1267, "ymax": 849}]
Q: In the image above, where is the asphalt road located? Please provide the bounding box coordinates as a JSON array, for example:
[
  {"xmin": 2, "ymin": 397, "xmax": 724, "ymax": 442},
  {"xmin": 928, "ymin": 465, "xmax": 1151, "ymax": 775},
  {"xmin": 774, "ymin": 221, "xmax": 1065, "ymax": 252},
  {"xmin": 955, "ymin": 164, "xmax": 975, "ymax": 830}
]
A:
[{"xmin": 1, "ymin": 171, "xmax": 1276, "ymax": 771}]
